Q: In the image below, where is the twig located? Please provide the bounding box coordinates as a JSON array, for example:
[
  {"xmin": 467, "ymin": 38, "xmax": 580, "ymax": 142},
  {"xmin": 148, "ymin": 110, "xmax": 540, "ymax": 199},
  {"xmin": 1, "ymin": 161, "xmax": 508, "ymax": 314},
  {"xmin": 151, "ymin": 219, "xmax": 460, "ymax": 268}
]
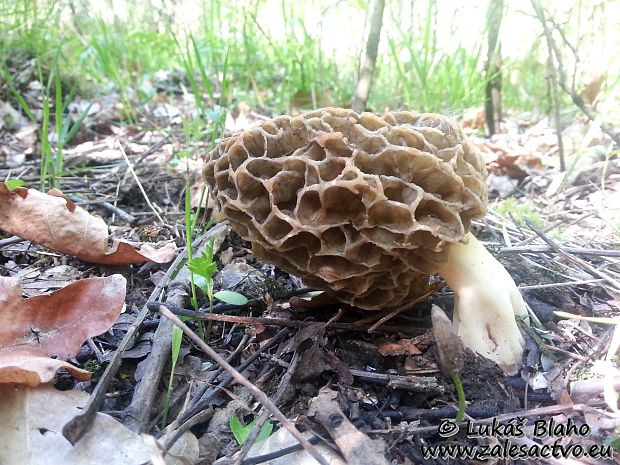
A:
[
  {"xmin": 542, "ymin": 344, "xmax": 588, "ymax": 361},
  {"xmin": 238, "ymin": 435, "xmax": 323, "ymax": 465},
  {"xmin": 525, "ymin": 219, "xmax": 620, "ymax": 292},
  {"xmin": 235, "ymin": 352, "xmax": 301, "ymax": 465},
  {"xmin": 531, "ymin": 1, "xmax": 620, "ymax": 146},
  {"xmin": 269, "ymin": 356, "xmax": 443, "ymax": 394},
  {"xmin": 158, "ymin": 302, "xmax": 426, "ymax": 337},
  {"xmin": 150, "ymin": 332, "xmax": 253, "ymax": 431},
  {"xmin": 509, "ymin": 213, "xmax": 591, "ymax": 247},
  {"xmin": 169, "ymin": 328, "xmax": 291, "ymax": 437},
  {"xmin": 123, "ymin": 222, "xmax": 230, "ymax": 432},
  {"xmin": 98, "ymin": 201, "xmax": 137, "ymax": 224},
  {"xmin": 61, "ymin": 229, "xmax": 193, "ymax": 444},
  {"xmin": 517, "ymin": 279, "xmax": 604, "ymax": 290},
  {"xmin": 367, "ymin": 403, "xmax": 605, "ymax": 435},
  {"xmin": 310, "ymin": 388, "xmax": 389, "ymax": 465},
  {"xmin": 71, "ymin": 195, "xmax": 136, "ymax": 224},
  {"xmin": 531, "ymin": 0, "xmax": 565, "ymax": 171},
  {"xmin": 0, "ymin": 235, "xmax": 25, "ymax": 247},
  {"xmin": 157, "ymin": 305, "xmax": 331, "ymax": 465},
  {"xmin": 368, "ymin": 281, "xmax": 444, "ymax": 332},
  {"xmin": 116, "ymin": 138, "xmax": 166, "ymax": 225},
  {"xmin": 500, "ymin": 245, "xmax": 620, "ymax": 257}
]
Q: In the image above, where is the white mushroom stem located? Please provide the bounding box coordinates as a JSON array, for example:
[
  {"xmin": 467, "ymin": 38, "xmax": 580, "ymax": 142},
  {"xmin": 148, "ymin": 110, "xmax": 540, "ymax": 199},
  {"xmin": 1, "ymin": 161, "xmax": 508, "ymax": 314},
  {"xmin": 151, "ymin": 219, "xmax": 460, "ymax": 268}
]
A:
[{"xmin": 436, "ymin": 233, "xmax": 529, "ymax": 374}]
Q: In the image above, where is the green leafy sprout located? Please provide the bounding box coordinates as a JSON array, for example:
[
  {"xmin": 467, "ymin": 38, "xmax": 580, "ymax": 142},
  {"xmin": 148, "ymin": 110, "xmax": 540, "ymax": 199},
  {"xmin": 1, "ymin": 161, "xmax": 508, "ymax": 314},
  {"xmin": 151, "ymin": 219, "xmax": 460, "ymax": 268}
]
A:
[
  {"xmin": 229, "ymin": 415, "xmax": 273, "ymax": 445},
  {"xmin": 4, "ymin": 179, "xmax": 25, "ymax": 190}
]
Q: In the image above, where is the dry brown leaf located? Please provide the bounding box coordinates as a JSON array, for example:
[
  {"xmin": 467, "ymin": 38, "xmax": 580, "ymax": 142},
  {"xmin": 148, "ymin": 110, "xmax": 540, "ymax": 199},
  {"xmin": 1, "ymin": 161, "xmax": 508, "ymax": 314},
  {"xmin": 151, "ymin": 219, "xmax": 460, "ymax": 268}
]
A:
[
  {"xmin": 0, "ymin": 275, "xmax": 126, "ymax": 385},
  {"xmin": 0, "ymin": 384, "xmax": 167, "ymax": 465},
  {"xmin": 461, "ymin": 107, "xmax": 486, "ymax": 130},
  {"xmin": 474, "ymin": 141, "xmax": 531, "ymax": 180},
  {"xmin": 378, "ymin": 339, "xmax": 422, "ymax": 356},
  {"xmin": 0, "ymin": 183, "xmax": 176, "ymax": 264}
]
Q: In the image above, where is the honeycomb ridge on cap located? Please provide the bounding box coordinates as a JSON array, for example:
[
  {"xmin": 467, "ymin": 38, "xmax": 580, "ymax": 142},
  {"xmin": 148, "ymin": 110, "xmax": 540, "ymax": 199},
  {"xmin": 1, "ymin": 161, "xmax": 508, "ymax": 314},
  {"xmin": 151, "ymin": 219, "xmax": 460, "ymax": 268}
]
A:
[{"xmin": 204, "ymin": 107, "xmax": 488, "ymax": 310}]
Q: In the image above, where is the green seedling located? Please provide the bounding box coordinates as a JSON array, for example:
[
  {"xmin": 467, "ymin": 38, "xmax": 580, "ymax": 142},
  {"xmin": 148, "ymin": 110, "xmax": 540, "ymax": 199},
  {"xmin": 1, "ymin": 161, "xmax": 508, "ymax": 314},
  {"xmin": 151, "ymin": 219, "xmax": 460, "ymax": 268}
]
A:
[
  {"xmin": 229, "ymin": 415, "xmax": 273, "ymax": 445},
  {"xmin": 3, "ymin": 179, "xmax": 24, "ymax": 190},
  {"xmin": 160, "ymin": 46, "xmax": 232, "ymax": 426},
  {"xmin": 161, "ymin": 238, "xmax": 245, "ymax": 430},
  {"xmin": 162, "ymin": 180, "xmax": 214, "ymax": 428},
  {"xmin": 161, "ymin": 324, "xmax": 183, "ymax": 428},
  {"xmin": 188, "ymin": 244, "xmax": 249, "ymax": 306}
]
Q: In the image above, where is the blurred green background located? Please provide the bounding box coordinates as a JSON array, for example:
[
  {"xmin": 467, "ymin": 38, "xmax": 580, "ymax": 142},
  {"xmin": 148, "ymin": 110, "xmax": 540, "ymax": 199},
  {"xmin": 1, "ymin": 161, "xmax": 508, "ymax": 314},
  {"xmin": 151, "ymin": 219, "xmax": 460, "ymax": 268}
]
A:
[{"xmin": 1, "ymin": 0, "xmax": 618, "ymax": 120}]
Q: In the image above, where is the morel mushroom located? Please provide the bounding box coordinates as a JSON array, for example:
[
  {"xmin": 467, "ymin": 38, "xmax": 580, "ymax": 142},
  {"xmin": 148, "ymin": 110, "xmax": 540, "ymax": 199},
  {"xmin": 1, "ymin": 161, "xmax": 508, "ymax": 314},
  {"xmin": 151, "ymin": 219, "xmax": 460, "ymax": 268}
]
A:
[{"xmin": 204, "ymin": 107, "xmax": 528, "ymax": 373}]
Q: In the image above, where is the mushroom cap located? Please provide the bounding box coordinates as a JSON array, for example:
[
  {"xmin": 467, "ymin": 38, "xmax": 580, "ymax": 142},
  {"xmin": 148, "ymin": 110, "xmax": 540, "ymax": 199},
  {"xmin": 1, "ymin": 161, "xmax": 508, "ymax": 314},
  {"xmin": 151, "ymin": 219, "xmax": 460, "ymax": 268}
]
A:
[{"xmin": 204, "ymin": 107, "xmax": 488, "ymax": 310}]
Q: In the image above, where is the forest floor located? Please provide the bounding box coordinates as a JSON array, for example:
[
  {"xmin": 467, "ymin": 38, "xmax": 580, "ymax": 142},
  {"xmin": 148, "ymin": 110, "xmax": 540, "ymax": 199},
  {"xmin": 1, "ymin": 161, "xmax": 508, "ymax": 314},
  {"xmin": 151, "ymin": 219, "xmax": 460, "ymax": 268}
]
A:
[{"xmin": 1, "ymin": 83, "xmax": 620, "ymax": 464}]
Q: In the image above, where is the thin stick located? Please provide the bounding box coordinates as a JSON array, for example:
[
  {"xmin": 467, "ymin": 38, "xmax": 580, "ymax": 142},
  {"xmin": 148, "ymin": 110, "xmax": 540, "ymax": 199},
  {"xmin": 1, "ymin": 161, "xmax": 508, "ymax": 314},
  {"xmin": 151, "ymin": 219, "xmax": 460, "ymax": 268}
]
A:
[
  {"xmin": 235, "ymin": 352, "xmax": 301, "ymax": 465},
  {"xmin": 0, "ymin": 235, "xmax": 24, "ymax": 247},
  {"xmin": 517, "ymin": 279, "xmax": 604, "ymax": 290},
  {"xmin": 534, "ymin": 2, "xmax": 619, "ymax": 145},
  {"xmin": 157, "ymin": 305, "xmax": 330, "ymax": 465},
  {"xmin": 500, "ymin": 245, "xmax": 620, "ymax": 257},
  {"xmin": 62, "ymin": 241, "xmax": 189, "ymax": 444},
  {"xmin": 154, "ymin": 302, "xmax": 426, "ymax": 337},
  {"xmin": 116, "ymin": 139, "xmax": 166, "ymax": 225},
  {"xmin": 525, "ymin": 220, "xmax": 620, "ymax": 292},
  {"xmin": 367, "ymin": 403, "xmax": 604, "ymax": 435}
]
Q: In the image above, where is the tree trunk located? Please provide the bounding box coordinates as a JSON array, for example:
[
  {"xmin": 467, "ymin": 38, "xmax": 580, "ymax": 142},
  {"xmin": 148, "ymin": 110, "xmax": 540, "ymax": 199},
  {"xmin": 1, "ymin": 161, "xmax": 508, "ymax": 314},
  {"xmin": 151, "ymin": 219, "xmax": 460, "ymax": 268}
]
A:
[
  {"xmin": 484, "ymin": 0, "xmax": 504, "ymax": 136},
  {"xmin": 352, "ymin": 0, "xmax": 385, "ymax": 113}
]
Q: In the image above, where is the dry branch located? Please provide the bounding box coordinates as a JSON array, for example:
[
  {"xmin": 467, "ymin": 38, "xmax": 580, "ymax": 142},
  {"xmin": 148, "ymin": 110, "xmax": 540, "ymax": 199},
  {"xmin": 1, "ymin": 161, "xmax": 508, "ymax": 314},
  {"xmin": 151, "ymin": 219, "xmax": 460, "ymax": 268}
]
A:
[{"xmin": 157, "ymin": 305, "xmax": 331, "ymax": 465}]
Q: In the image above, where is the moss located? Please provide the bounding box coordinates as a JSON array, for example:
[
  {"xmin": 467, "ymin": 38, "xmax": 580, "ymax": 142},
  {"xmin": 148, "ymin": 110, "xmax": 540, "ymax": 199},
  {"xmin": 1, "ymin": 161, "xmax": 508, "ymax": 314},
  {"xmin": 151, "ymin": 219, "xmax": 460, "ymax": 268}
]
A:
[{"xmin": 494, "ymin": 197, "xmax": 544, "ymax": 228}]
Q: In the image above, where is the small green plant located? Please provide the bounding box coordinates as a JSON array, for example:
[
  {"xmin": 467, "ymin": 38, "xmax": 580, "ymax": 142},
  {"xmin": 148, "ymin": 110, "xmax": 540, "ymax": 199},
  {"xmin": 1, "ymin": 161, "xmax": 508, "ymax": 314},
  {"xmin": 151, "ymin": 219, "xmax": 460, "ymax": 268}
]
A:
[
  {"xmin": 187, "ymin": 237, "xmax": 218, "ymax": 317},
  {"xmin": 186, "ymin": 241, "xmax": 247, "ymax": 310},
  {"xmin": 3, "ymin": 179, "xmax": 25, "ymax": 190},
  {"xmin": 159, "ymin": 236, "xmax": 246, "ymax": 428},
  {"xmin": 160, "ymin": 47, "xmax": 232, "ymax": 425},
  {"xmin": 161, "ymin": 324, "xmax": 183, "ymax": 428},
  {"xmin": 606, "ymin": 427, "xmax": 620, "ymax": 452},
  {"xmin": 494, "ymin": 197, "xmax": 544, "ymax": 228},
  {"xmin": 83, "ymin": 358, "xmax": 102, "ymax": 374},
  {"xmin": 18, "ymin": 48, "xmax": 91, "ymax": 191},
  {"xmin": 229, "ymin": 415, "xmax": 273, "ymax": 445}
]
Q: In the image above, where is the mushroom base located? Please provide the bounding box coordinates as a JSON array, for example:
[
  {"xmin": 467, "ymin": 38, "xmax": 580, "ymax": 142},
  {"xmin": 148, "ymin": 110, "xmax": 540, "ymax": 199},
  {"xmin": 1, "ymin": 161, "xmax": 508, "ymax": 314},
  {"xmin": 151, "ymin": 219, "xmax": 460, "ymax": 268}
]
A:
[{"xmin": 436, "ymin": 233, "xmax": 528, "ymax": 374}]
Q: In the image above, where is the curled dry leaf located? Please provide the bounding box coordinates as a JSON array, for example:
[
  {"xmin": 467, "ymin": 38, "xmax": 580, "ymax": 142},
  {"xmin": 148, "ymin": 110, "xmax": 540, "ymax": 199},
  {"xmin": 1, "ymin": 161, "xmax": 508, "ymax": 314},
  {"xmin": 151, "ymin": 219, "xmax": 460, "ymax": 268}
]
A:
[
  {"xmin": 0, "ymin": 275, "xmax": 126, "ymax": 385},
  {"xmin": 378, "ymin": 339, "xmax": 422, "ymax": 357},
  {"xmin": 0, "ymin": 183, "xmax": 176, "ymax": 265}
]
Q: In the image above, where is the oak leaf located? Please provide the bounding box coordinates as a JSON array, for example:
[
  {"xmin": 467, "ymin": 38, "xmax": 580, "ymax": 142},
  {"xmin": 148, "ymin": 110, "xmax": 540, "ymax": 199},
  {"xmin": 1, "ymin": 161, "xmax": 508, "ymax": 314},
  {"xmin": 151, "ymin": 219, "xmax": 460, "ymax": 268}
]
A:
[
  {"xmin": 0, "ymin": 183, "xmax": 176, "ymax": 264},
  {"xmin": 0, "ymin": 275, "xmax": 126, "ymax": 385}
]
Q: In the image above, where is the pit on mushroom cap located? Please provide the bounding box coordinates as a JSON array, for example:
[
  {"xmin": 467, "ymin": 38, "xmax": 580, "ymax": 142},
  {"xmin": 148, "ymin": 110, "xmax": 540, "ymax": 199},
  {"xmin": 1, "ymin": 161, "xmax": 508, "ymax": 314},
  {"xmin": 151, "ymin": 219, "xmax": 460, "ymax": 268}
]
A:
[{"xmin": 205, "ymin": 107, "xmax": 528, "ymax": 373}]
